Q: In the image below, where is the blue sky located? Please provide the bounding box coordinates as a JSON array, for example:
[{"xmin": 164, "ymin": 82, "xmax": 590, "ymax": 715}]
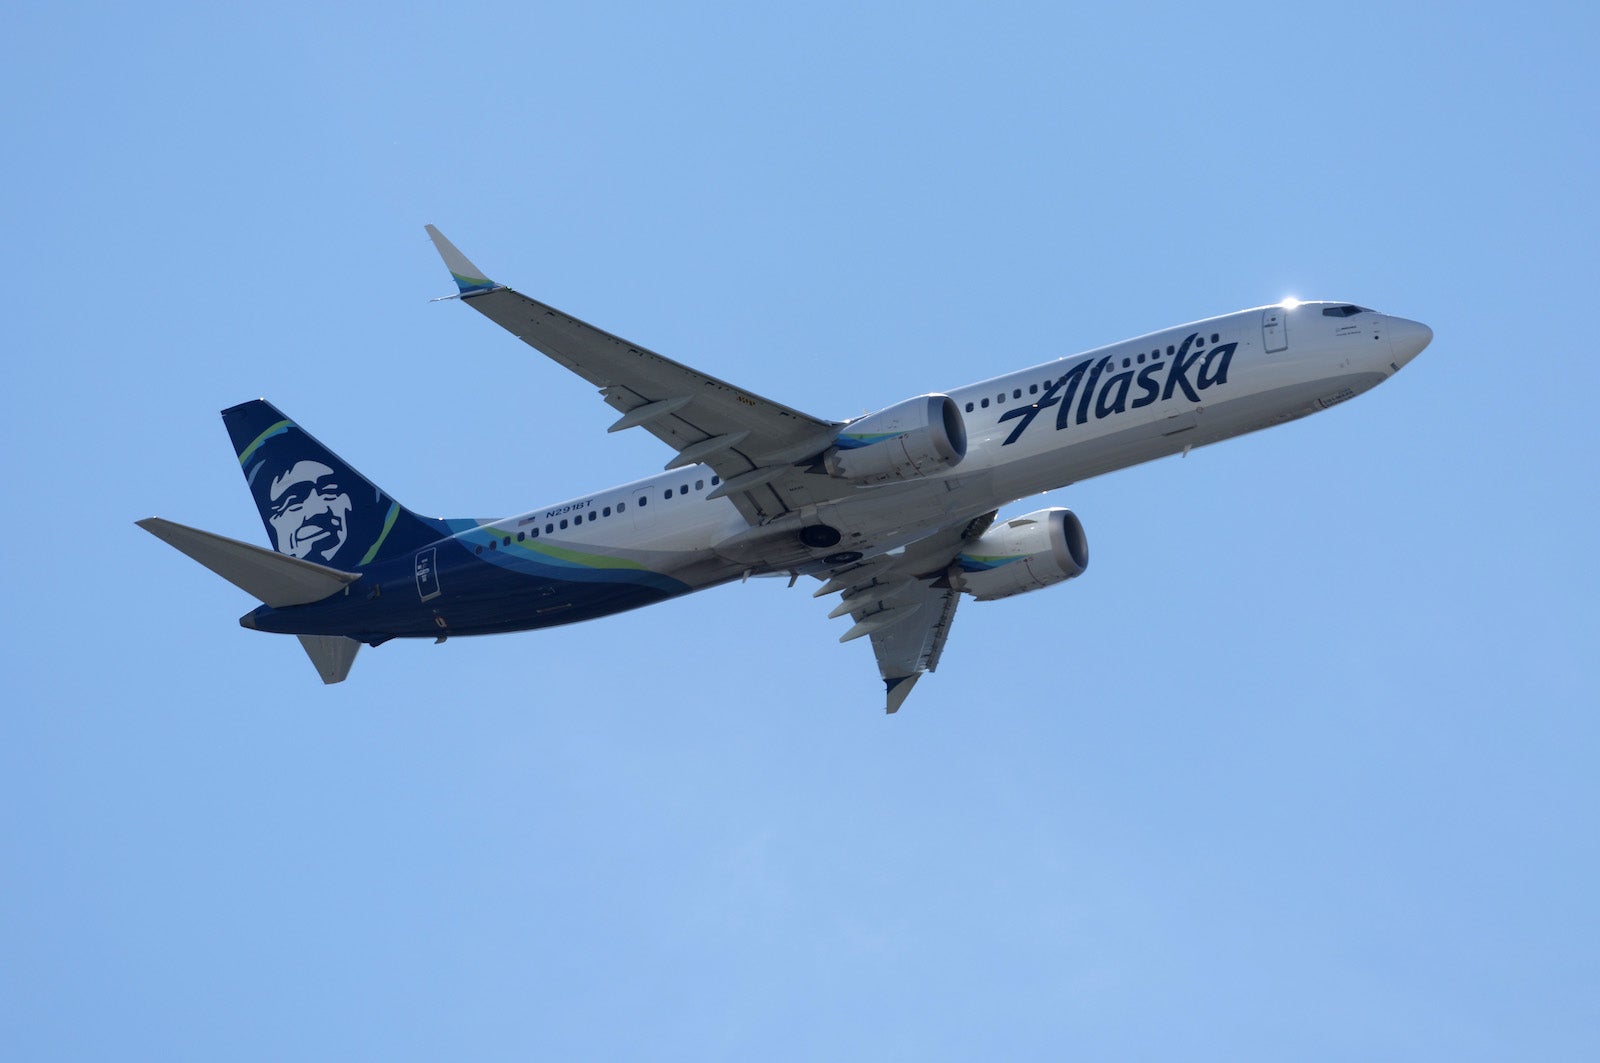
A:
[{"xmin": 5, "ymin": 2, "xmax": 1597, "ymax": 1059}]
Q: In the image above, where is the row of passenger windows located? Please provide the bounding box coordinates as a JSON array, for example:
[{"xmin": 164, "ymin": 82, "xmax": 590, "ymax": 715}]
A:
[
  {"xmin": 473, "ymin": 475, "xmax": 722, "ymax": 553},
  {"xmin": 962, "ymin": 334, "xmax": 1223, "ymax": 412},
  {"xmin": 968, "ymin": 384, "xmax": 1039, "ymax": 411}
]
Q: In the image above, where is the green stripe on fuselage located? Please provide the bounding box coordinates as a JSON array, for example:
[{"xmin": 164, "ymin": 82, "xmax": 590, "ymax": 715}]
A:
[{"xmin": 513, "ymin": 537, "xmax": 649, "ymax": 571}]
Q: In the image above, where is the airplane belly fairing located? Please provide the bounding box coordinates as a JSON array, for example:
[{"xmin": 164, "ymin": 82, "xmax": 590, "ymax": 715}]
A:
[{"xmin": 245, "ymin": 554, "xmax": 696, "ymax": 640}]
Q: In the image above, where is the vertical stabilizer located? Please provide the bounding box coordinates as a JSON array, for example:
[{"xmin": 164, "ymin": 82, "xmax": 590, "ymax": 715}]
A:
[{"xmin": 222, "ymin": 400, "xmax": 448, "ymax": 569}]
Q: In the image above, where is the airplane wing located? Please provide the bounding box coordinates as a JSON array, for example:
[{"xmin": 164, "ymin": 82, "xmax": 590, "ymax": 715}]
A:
[
  {"xmin": 426, "ymin": 226, "xmax": 854, "ymax": 525},
  {"xmin": 814, "ymin": 512, "xmax": 996, "ymax": 713}
]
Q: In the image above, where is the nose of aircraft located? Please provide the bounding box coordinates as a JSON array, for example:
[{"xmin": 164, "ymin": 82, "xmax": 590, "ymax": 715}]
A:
[{"xmin": 1388, "ymin": 316, "xmax": 1434, "ymax": 366}]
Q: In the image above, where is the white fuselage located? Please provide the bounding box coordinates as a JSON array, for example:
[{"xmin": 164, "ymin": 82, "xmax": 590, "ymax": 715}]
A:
[{"xmin": 460, "ymin": 302, "xmax": 1428, "ymax": 590}]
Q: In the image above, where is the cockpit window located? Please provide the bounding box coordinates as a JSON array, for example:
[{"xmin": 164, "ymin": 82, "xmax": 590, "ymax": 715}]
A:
[{"xmin": 1322, "ymin": 304, "xmax": 1372, "ymax": 317}]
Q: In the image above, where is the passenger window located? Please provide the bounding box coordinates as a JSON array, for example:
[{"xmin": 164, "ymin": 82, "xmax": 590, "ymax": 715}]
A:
[
  {"xmin": 1122, "ymin": 358, "xmax": 1130, "ymax": 369},
  {"xmin": 679, "ymin": 485, "xmax": 688, "ymax": 495},
  {"xmin": 695, "ymin": 479, "xmax": 703, "ymax": 491},
  {"xmin": 489, "ymin": 540, "xmax": 497, "ymax": 551},
  {"xmin": 618, "ymin": 501, "xmax": 626, "ymax": 512},
  {"xmin": 710, "ymin": 476, "xmax": 720, "ymax": 486},
  {"xmin": 997, "ymin": 393, "xmax": 1005, "ymax": 404},
  {"xmin": 560, "ymin": 519, "xmax": 568, "ymax": 529},
  {"xmin": 664, "ymin": 490, "xmax": 671, "ymax": 500},
  {"xmin": 474, "ymin": 545, "xmax": 483, "ymax": 555},
  {"xmin": 638, "ymin": 497, "xmax": 647, "ymax": 507},
  {"xmin": 981, "ymin": 398, "xmax": 989, "ymax": 408},
  {"xmin": 1137, "ymin": 353, "xmax": 1145, "ymax": 363},
  {"xmin": 531, "ymin": 528, "xmax": 539, "ymax": 538},
  {"xmin": 545, "ymin": 523, "xmax": 553, "ymax": 534},
  {"xmin": 1211, "ymin": 333, "xmax": 1221, "ymax": 342},
  {"xmin": 965, "ymin": 402, "xmax": 974, "ymax": 412},
  {"xmin": 588, "ymin": 511, "xmax": 596, "ymax": 522},
  {"xmin": 1013, "ymin": 389, "xmax": 1021, "ymax": 399},
  {"xmin": 517, "ymin": 531, "xmax": 524, "ymax": 542},
  {"xmin": 1029, "ymin": 384, "xmax": 1038, "ymax": 395}
]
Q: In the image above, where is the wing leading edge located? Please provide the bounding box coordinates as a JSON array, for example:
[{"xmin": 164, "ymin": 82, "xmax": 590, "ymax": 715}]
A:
[{"xmin": 425, "ymin": 226, "xmax": 852, "ymax": 525}]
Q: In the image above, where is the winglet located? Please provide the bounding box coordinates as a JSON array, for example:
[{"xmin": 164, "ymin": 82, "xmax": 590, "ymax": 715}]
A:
[
  {"xmin": 425, "ymin": 224, "xmax": 498, "ymax": 296},
  {"xmin": 884, "ymin": 673, "xmax": 921, "ymax": 715}
]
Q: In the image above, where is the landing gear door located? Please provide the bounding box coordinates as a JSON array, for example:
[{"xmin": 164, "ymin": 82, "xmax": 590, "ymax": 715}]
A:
[{"xmin": 1263, "ymin": 307, "xmax": 1288, "ymax": 353}]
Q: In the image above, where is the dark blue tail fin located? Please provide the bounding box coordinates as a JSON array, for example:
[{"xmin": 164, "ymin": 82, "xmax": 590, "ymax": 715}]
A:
[{"xmin": 222, "ymin": 400, "xmax": 449, "ymax": 570}]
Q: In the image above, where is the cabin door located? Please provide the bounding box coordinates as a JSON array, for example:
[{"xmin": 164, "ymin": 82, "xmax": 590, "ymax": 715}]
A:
[{"xmin": 1262, "ymin": 307, "xmax": 1288, "ymax": 353}]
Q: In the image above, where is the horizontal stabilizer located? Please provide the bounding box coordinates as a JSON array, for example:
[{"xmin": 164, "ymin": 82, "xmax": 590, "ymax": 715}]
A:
[
  {"xmin": 137, "ymin": 517, "xmax": 359, "ymax": 607},
  {"xmin": 297, "ymin": 634, "xmax": 361, "ymax": 684}
]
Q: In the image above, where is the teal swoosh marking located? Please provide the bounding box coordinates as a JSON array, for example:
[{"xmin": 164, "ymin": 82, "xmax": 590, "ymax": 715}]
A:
[
  {"xmin": 836, "ymin": 431, "xmax": 902, "ymax": 449},
  {"xmin": 238, "ymin": 420, "xmax": 293, "ymax": 465},
  {"xmin": 957, "ymin": 553, "xmax": 1026, "ymax": 572},
  {"xmin": 452, "ymin": 271, "xmax": 495, "ymax": 293},
  {"xmin": 358, "ymin": 503, "xmax": 401, "ymax": 566}
]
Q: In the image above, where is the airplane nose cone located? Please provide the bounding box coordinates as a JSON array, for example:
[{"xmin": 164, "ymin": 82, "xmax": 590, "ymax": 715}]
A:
[{"xmin": 1388, "ymin": 317, "xmax": 1434, "ymax": 366}]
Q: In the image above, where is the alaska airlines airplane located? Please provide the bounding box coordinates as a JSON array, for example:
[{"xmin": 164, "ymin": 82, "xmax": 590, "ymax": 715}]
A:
[{"xmin": 139, "ymin": 227, "xmax": 1433, "ymax": 712}]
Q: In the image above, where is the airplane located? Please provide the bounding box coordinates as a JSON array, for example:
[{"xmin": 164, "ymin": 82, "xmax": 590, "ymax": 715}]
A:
[{"xmin": 139, "ymin": 227, "xmax": 1433, "ymax": 712}]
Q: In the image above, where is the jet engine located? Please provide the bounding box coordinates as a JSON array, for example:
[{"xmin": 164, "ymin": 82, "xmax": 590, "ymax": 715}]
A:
[
  {"xmin": 953, "ymin": 508, "xmax": 1089, "ymax": 601},
  {"xmin": 823, "ymin": 395, "xmax": 967, "ymax": 486}
]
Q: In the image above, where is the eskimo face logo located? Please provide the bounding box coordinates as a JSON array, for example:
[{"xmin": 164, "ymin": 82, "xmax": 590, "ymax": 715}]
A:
[
  {"xmin": 999, "ymin": 332, "xmax": 1237, "ymax": 445},
  {"xmin": 266, "ymin": 459, "xmax": 353, "ymax": 562}
]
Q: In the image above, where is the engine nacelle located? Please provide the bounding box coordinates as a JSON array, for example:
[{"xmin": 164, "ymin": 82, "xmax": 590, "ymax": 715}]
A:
[
  {"xmin": 953, "ymin": 508, "xmax": 1089, "ymax": 601},
  {"xmin": 823, "ymin": 395, "xmax": 967, "ymax": 486}
]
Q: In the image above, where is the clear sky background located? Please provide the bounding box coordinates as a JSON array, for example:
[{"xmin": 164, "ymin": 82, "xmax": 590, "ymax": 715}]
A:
[{"xmin": 5, "ymin": 2, "xmax": 1597, "ymax": 1059}]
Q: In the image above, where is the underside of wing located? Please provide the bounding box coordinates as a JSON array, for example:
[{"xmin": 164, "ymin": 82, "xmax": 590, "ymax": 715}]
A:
[
  {"xmin": 814, "ymin": 512, "xmax": 996, "ymax": 713},
  {"xmin": 426, "ymin": 226, "xmax": 853, "ymax": 524}
]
